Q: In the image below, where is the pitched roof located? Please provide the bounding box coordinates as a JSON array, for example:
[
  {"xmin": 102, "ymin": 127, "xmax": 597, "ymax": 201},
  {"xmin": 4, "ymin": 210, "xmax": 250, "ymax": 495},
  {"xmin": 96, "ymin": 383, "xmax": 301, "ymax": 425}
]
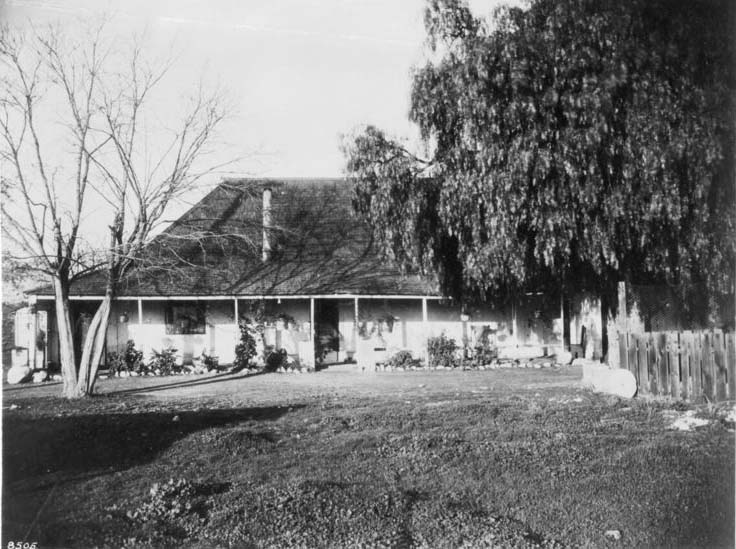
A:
[{"xmin": 38, "ymin": 178, "xmax": 439, "ymax": 297}]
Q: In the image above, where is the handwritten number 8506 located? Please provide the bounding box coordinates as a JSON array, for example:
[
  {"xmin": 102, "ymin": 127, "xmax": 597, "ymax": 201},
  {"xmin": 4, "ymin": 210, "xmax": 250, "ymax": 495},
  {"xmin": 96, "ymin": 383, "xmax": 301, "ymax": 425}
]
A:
[{"xmin": 8, "ymin": 543, "xmax": 37, "ymax": 549}]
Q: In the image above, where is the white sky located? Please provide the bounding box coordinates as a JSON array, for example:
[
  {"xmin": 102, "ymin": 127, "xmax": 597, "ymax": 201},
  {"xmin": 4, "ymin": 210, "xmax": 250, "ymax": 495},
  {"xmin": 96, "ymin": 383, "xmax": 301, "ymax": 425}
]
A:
[
  {"xmin": 2, "ymin": 0, "xmax": 516, "ymax": 256},
  {"xmin": 4, "ymin": 0, "xmax": 508, "ymax": 179}
]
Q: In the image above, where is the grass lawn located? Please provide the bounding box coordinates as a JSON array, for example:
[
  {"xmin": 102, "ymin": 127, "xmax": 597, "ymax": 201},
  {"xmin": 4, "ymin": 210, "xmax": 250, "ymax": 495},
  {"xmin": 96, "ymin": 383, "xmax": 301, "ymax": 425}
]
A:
[{"xmin": 3, "ymin": 366, "xmax": 734, "ymax": 548}]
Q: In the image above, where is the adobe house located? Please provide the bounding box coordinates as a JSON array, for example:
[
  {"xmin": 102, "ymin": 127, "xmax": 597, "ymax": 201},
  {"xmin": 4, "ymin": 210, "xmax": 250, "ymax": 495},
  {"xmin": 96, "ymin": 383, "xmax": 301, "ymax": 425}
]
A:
[{"xmin": 27, "ymin": 179, "xmax": 569, "ymax": 370}]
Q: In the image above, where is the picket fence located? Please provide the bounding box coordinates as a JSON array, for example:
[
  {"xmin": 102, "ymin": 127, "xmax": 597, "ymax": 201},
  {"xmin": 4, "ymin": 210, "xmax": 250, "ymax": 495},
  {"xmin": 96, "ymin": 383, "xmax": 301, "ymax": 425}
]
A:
[{"xmin": 619, "ymin": 330, "xmax": 736, "ymax": 402}]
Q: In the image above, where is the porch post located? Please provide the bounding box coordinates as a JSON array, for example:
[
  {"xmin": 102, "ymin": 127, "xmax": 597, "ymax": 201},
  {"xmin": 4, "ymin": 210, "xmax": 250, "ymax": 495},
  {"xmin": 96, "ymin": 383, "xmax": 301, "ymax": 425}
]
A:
[
  {"xmin": 354, "ymin": 297, "xmax": 359, "ymax": 359},
  {"xmin": 137, "ymin": 299, "xmax": 143, "ymax": 325},
  {"xmin": 512, "ymin": 300, "xmax": 518, "ymax": 347},
  {"xmin": 422, "ymin": 297, "xmax": 429, "ymax": 362},
  {"xmin": 310, "ymin": 297, "xmax": 316, "ymax": 362},
  {"xmin": 234, "ymin": 298, "xmax": 239, "ymax": 324}
]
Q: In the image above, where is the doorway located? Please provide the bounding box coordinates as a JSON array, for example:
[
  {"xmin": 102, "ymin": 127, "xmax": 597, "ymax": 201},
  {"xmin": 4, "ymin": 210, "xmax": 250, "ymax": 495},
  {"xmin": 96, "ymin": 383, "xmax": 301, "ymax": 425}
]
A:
[{"xmin": 315, "ymin": 299, "xmax": 340, "ymax": 364}]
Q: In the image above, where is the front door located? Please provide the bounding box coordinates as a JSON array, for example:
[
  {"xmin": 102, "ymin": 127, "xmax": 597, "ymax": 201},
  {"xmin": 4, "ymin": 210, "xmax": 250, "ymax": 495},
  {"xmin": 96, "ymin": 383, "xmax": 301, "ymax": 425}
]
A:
[{"xmin": 315, "ymin": 300, "xmax": 340, "ymax": 364}]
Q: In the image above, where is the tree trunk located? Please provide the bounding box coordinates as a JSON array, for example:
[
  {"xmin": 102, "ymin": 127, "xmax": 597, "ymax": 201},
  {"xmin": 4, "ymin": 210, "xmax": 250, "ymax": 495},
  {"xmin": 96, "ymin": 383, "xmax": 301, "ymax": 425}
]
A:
[
  {"xmin": 600, "ymin": 292, "xmax": 609, "ymax": 363},
  {"xmin": 76, "ymin": 292, "xmax": 112, "ymax": 395},
  {"xmin": 53, "ymin": 276, "xmax": 79, "ymax": 398},
  {"xmin": 77, "ymin": 220, "xmax": 121, "ymax": 396}
]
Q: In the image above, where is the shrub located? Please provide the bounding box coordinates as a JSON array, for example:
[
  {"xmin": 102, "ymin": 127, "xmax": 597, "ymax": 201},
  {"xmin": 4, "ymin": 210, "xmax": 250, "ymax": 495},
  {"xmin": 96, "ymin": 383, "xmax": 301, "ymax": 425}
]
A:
[
  {"xmin": 233, "ymin": 320, "xmax": 258, "ymax": 371},
  {"xmin": 427, "ymin": 334, "xmax": 459, "ymax": 368},
  {"xmin": 107, "ymin": 340, "xmax": 144, "ymax": 375},
  {"xmin": 148, "ymin": 347, "xmax": 181, "ymax": 375},
  {"xmin": 265, "ymin": 347, "xmax": 288, "ymax": 372},
  {"xmin": 127, "ymin": 478, "xmax": 197, "ymax": 523},
  {"xmin": 200, "ymin": 351, "xmax": 219, "ymax": 371},
  {"xmin": 467, "ymin": 345, "xmax": 497, "ymax": 368},
  {"xmin": 386, "ymin": 350, "xmax": 420, "ymax": 369}
]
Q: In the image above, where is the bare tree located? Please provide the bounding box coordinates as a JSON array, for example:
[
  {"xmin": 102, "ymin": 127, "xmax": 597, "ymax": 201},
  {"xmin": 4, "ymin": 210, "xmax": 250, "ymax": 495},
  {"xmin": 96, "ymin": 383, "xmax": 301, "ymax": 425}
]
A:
[{"xmin": 1, "ymin": 21, "xmax": 232, "ymax": 397}]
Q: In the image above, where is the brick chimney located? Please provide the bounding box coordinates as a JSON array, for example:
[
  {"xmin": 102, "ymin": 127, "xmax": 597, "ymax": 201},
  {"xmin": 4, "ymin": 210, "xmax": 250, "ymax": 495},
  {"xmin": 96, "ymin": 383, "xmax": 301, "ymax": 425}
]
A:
[{"xmin": 262, "ymin": 187, "xmax": 272, "ymax": 262}]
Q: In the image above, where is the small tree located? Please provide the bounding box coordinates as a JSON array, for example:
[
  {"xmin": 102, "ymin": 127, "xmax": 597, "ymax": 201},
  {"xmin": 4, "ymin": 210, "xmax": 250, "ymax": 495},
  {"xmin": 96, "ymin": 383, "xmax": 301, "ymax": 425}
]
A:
[{"xmin": 1, "ymin": 21, "xmax": 233, "ymax": 397}]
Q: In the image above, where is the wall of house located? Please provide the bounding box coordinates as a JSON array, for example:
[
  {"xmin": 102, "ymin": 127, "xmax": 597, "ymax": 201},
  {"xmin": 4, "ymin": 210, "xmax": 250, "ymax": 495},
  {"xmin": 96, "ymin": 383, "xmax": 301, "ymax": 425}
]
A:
[
  {"xmin": 568, "ymin": 292, "xmax": 603, "ymax": 360},
  {"xmin": 38, "ymin": 292, "xmax": 569, "ymax": 371},
  {"xmin": 338, "ymin": 300, "xmax": 357, "ymax": 360},
  {"xmin": 256, "ymin": 300, "xmax": 311, "ymax": 364},
  {"xmin": 353, "ymin": 296, "xmax": 562, "ymax": 361},
  {"xmin": 355, "ymin": 299, "xmax": 426, "ymax": 358},
  {"xmin": 34, "ymin": 301, "xmax": 58, "ymax": 368}
]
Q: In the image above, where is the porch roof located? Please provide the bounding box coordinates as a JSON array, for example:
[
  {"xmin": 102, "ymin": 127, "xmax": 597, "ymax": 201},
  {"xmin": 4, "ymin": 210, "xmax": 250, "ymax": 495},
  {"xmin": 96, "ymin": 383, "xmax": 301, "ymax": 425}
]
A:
[{"xmin": 31, "ymin": 179, "xmax": 440, "ymax": 299}]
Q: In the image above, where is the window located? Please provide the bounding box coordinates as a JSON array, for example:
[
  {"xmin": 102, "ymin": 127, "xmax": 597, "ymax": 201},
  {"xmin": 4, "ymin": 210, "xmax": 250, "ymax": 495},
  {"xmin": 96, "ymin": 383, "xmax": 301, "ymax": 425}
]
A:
[{"xmin": 165, "ymin": 302, "xmax": 206, "ymax": 335}]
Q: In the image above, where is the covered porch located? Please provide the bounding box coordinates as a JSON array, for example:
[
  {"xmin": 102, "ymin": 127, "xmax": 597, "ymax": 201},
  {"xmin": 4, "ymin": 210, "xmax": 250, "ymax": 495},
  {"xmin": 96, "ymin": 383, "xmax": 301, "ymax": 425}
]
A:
[{"xmin": 32, "ymin": 291, "xmax": 572, "ymax": 371}]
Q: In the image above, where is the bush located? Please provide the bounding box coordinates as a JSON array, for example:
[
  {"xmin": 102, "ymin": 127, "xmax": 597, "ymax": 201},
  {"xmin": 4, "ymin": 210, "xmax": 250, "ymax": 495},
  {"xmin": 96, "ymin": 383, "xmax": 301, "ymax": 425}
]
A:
[
  {"xmin": 386, "ymin": 350, "xmax": 420, "ymax": 369},
  {"xmin": 265, "ymin": 348, "xmax": 288, "ymax": 372},
  {"xmin": 233, "ymin": 320, "xmax": 258, "ymax": 371},
  {"xmin": 199, "ymin": 351, "xmax": 219, "ymax": 371},
  {"xmin": 107, "ymin": 340, "xmax": 144, "ymax": 375},
  {"xmin": 127, "ymin": 478, "xmax": 197, "ymax": 523},
  {"xmin": 427, "ymin": 334, "xmax": 459, "ymax": 368},
  {"xmin": 466, "ymin": 345, "xmax": 497, "ymax": 368},
  {"xmin": 148, "ymin": 347, "xmax": 181, "ymax": 375}
]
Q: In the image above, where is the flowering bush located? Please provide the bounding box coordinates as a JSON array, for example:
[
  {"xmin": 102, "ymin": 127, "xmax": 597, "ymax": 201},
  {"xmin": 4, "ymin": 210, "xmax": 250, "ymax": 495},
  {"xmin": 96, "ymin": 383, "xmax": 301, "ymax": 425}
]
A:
[
  {"xmin": 427, "ymin": 334, "xmax": 459, "ymax": 368},
  {"xmin": 147, "ymin": 347, "xmax": 182, "ymax": 375},
  {"xmin": 107, "ymin": 340, "xmax": 144, "ymax": 375},
  {"xmin": 386, "ymin": 350, "xmax": 421, "ymax": 369}
]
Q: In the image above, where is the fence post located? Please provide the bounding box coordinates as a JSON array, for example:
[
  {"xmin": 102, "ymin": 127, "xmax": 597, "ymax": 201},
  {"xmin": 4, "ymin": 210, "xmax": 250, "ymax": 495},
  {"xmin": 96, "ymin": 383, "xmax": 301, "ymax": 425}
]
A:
[
  {"xmin": 637, "ymin": 333, "xmax": 648, "ymax": 394},
  {"xmin": 692, "ymin": 332, "xmax": 703, "ymax": 402},
  {"xmin": 668, "ymin": 332, "xmax": 680, "ymax": 400},
  {"xmin": 727, "ymin": 332, "xmax": 736, "ymax": 400},
  {"xmin": 679, "ymin": 331, "xmax": 691, "ymax": 401},
  {"xmin": 647, "ymin": 332, "xmax": 658, "ymax": 395},
  {"xmin": 702, "ymin": 332, "xmax": 715, "ymax": 401},
  {"xmin": 618, "ymin": 330, "xmax": 628, "ymax": 371},
  {"xmin": 713, "ymin": 330, "xmax": 727, "ymax": 401},
  {"xmin": 654, "ymin": 332, "xmax": 667, "ymax": 397}
]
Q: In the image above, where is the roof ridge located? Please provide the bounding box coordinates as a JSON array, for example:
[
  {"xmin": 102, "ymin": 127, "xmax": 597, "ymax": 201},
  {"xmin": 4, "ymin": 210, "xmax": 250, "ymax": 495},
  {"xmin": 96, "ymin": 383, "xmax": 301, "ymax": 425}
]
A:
[{"xmin": 221, "ymin": 177, "xmax": 349, "ymax": 185}]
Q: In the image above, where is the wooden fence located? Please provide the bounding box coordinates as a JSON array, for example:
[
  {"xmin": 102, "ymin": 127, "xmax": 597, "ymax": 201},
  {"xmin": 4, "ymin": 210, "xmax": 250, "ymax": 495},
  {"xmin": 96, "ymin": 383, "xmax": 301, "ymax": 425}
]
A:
[{"xmin": 619, "ymin": 330, "xmax": 736, "ymax": 402}]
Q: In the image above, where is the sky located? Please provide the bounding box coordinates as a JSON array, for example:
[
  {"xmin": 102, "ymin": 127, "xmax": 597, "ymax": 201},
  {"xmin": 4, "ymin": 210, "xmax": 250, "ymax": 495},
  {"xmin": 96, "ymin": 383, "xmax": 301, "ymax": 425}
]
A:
[
  {"xmin": 1, "ymin": 0, "xmax": 516, "ymax": 261},
  {"xmin": 3, "ymin": 0, "xmax": 508, "ymax": 179}
]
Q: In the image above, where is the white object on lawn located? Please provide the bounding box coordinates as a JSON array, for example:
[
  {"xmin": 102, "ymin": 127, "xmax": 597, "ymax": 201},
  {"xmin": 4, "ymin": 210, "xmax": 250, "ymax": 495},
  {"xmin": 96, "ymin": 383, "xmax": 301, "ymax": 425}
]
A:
[
  {"xmin": 581, "ymin": 361, "xmax": 637, "ymax": 398},
  {"xmin": 7, "ymin": 366, "xmax": 32, "ymax": 384}
]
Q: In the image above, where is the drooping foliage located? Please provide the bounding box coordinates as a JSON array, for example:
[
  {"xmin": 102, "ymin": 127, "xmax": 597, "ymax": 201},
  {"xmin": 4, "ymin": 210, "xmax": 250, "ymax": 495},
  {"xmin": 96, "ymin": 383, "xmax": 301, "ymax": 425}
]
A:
[{"xmin": 345, "ymin": 0, "xmax": 735, "ymax": 321}]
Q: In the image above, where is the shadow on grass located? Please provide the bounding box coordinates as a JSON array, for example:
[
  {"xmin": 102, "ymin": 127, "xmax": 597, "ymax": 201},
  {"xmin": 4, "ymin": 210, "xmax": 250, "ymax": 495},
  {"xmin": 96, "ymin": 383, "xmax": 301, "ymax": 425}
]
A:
[
  {"xmin": 106, "ymin": 369, "xmax": 267, "ymax": 396},
  {"xmin": 3, "ymin": 381, "xmax": 63, "ymax": 393},
  {"xmin": 3, "ymin": 404, "xmax": 301, "ymax": 490}
]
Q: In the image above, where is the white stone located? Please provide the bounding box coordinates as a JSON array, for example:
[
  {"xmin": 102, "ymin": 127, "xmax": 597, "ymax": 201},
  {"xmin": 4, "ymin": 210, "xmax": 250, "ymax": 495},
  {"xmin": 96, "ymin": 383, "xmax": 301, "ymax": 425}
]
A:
[
  {"xmin": 32, "ymin": 370, "xmax": 48, "ymax": 383},
  {"xmin": 572, "ymin": 357, "xmax": 598, "ymax": 368},
  {"xmin": 7, "ymin": 366, "xmax": 31, "ymax": 384},
  {"xmin": 582, "ymin": 363, "xmax": 637, "ymax": 398},
  {"xmin": 556, "ymin": 351, "xmax": 573, "ymax": 365}
]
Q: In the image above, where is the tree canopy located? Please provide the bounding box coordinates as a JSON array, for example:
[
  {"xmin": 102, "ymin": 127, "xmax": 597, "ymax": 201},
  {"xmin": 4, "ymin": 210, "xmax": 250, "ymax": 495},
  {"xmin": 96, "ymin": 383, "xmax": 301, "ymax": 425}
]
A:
[{"xmin": 344, "ymin": 0, "xmax": 735, "ymax": 322}]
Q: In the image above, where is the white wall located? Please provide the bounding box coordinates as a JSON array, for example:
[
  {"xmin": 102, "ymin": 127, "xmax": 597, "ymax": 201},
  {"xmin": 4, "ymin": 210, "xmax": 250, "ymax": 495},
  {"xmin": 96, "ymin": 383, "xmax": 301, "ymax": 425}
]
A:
[{"xmin": 101, "ymin": 294, "xmax": 566, "ymax": 367}]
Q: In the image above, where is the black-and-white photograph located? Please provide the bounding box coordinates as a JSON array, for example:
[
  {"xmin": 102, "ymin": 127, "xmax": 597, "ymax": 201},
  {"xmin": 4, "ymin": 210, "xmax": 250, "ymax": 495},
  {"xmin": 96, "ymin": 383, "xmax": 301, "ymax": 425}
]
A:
[{"xmin": 2, "ymin": 0, "xmax": 734, "ymax": 547}]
